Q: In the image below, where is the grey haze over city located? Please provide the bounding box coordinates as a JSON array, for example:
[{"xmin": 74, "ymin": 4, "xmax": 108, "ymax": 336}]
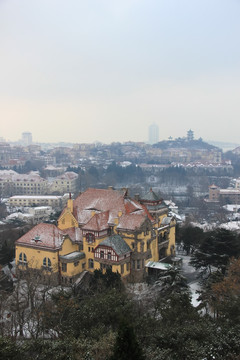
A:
[{"xmin": 1, "ymin": 0, "xmax": 240, "ymax": 145}]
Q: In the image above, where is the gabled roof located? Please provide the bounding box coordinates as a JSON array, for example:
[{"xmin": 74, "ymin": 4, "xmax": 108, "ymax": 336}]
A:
[
  {"xmin": 58, "ymin": 207, "xmax": 78, "ymax": 224},
  {"xmin": 74, "ymin": 188, "xmax": 126, "ymax": 216},
  {"xmin": 72, "ymin": 188, "xmax": 153, "ymax": 227},
  {"xmin": 16, "ymin": 223, "xmax": 81, "ymax": 249},
  {"xmin": 98, "ymin": 235, "xmax": 131, "ymax": 256},
  {"xmin": 63, "ymin": 226, "xmax": 82, "ymax": 242},
  {"xmin": 82, "ymin": 211, "xmax": 110, "ymax": 231},
  {"xmin": 16, "ymin": 223, "xmax": 64, "ymax": 249},
  {"xmin": 117, "ymin": 213, "xmax": 149, "ymax": 231}
]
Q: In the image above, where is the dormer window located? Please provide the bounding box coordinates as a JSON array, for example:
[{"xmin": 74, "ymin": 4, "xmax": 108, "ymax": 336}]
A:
[
  {"xmin": 33, "ymin": 235, "xmax": 41, "ymax": 243},
  {"xmin": 86, "ymin": 233, "xmax": 95, "ymax": 244}
]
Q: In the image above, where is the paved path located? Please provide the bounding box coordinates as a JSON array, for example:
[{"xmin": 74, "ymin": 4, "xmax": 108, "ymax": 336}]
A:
[{"xmin": 179, "ymin": 254, "xmax": 201, "ymax": 307}]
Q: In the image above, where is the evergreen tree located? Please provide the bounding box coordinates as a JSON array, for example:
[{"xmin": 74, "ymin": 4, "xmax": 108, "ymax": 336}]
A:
[
  {"xmin": 110, "ymin": 319, "xmax": 144, "ymax": 360},
  {"xmin": 190, "ymin": 229, "xmax": 240, "ymax": 275}
]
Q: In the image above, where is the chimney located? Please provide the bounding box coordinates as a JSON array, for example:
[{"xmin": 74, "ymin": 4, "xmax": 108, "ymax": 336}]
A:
[
  {"xmin": 67, "ymin": 192, "xmax": 73, "ymax": 213},
  {"xmin": 122, "ymin": 187, "xmax": 128, "ymax": 197}
]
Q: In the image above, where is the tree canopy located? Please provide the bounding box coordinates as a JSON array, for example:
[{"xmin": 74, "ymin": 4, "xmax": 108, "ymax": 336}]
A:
[{"xmin": 190, "ymin": 228, "xmax": 240, "ymax": 275}]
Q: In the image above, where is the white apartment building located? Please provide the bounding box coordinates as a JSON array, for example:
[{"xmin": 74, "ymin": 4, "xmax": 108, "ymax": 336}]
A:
[
  {"xmin": 48, "ymin": 171, "xmax": 78, "ymax": 194},
  {"xmin": 0, "ymin": 170, "xmax": 48, "ymax": 196},
  {"xmin": 8, "ymin": 195, "xmax": 65, "ymax": 208}
]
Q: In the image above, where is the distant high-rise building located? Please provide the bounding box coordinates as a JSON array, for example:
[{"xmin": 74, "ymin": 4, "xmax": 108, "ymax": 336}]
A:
[
  {"xmin": 148, "ymin": 123, "xmax": 159, "ymax": 145},
  {"xmin": 22, "ymin": 132, "xmax": 32, "ymax": 146}
]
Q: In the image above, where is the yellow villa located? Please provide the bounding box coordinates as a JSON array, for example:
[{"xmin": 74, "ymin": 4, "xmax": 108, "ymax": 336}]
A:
[{"xmin": 15, "ymin": 187, "xmax": 176, "ymax": 283}]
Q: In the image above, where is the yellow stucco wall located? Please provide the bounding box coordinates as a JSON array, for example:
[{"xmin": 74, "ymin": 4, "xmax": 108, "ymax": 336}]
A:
[
  {"xmin": 60, "ymin": 258, "xmax": 86, "ymax": 277},
  {"xmin": 16, "ymin": 236, "xmax": 85, "ymax": 278},
  {"xmin": 59, "ymin": 237, "xmax": 86, "ymax": 277},
  {"xmin": 58, "ymin": 209, "xmax": 78, "ymax": 230},
  {"xmin": 16, "ymin": 245, "xmax": 59, "ymax": 273},
  {"xmin": 166, "ymin": 221, "xmax": 176, "ymax": 256},
  {"xmin": 59, "ymin": 237, "xmax": 79, "ymax": 256}
]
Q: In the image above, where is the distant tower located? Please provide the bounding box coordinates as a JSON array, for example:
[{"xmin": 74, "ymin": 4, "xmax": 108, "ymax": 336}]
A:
[
  {"xmin": 148, "ymin": 123, "xmax": 159, "ymax": 145},
  {"xmin": 22, "ymin": 132, "xmax": 32, "ymax": 146},
  {"xmin": 187, "ymin": 129, "xmax": 194, "ymax": 141}
]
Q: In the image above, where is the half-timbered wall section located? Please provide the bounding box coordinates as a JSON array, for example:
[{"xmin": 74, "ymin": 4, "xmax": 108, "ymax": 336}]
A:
[{"xmin": 95, "ymin": 246, "xmax": 118, "ymax": 262}]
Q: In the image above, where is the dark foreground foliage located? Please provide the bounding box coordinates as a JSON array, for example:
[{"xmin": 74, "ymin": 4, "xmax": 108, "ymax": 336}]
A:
[{"xmin": 2, "ymin": 265, "xmax": 240, "ymax": 359}]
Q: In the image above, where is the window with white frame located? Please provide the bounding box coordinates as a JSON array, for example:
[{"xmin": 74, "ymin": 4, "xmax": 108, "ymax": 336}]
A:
[{"xmin": 19, "ymin": 252, "xmax": 27, "ymax": 264}]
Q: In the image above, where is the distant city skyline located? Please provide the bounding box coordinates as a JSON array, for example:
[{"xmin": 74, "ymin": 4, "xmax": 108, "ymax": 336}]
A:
[
  {"xmin": 1, "ymin": 1, "xmax": 240, "ymax": 144},
  {"xmin": 2, "ymin": 130, "xmax": 240, "ymax": 153}
]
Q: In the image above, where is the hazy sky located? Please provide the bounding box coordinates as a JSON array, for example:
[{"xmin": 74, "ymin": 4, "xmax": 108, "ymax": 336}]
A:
[{"xmin": 1, "ymin": 0, "xmax": 240, "ymax": 144}]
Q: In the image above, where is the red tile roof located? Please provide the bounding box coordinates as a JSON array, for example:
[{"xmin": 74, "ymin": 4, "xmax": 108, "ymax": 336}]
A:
[
  {"xmin": 82, "ymin": 211, "xmax": 110, "ymax": 231},
  {"xmin": 117, "ymin": 213, "xmax": 148, "ymax": 231},
  {"xmin": 74, "ymin": 188, "xmax": 126, "ymax": 215},
  {"xmin": 16, "ymin": 223, "xmax": 81, "ymax": 249},
  {"xmin": 60, "ymin": 188, "xmax": 154, "ymax": 232}
]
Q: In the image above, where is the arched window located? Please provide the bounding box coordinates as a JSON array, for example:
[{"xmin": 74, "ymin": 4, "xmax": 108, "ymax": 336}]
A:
[
  {"xmin": 19, "ymin": 252, "xmax": 27, "ymax": 263},
  {"xmin": 43, "ymin": 257, "xmax": 51, "ymax": 268}
]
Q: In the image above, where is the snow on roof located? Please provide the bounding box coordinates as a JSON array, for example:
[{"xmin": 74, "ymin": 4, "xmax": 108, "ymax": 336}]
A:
[
  {"xmin": 141, "ymin": 188, "xmax": 161, "ymax": 202},
  {"xmin": 220, "ymin": 189, "xmax": 240, "ymax": 194},
  {"xmin": 16, "ymin": 223, "xmax": 82, "ymax": 249},
  {"xmin": 82, "ymin": 211, "xmax": 110, "ymax": 231},
  {"xmin": 73, "ymin": 188, "xmax": 152, "ymax": 228},
  {"xmin": 74, "ymin": 188, "xmax": 126, "ymax": 213},
  {"xmin": 0, "ymin": 170, "xmax": 46, "ymax": 182},
  {"xmin": 16, "ymin": 223, "xmax": 64, "ymax": 249},
  {"xmin": 145, "ymin": 261, "xmax": 172, "ymax": 270},
  {"xmin": 63, "ymin": 227, "xmax": 82, "ymax": 242},
  {"xmin": 164, "ymin": 200, "xmax": 177, "ymax": 207},
  {"xmin": 169, "ymin": 211, "xmax": 182, "ymax": 221},
  {"xmin": 6, "ymin": 213, "xmax": 33, "ymax": 221},
  {"xmin": 98, "ymin": 235, "xmax": 131, "ymax": 256},
  {"xmin": 44, "ymin": 165, "xmax": 64, "ymax": 170},
  {"xmin": 60, "ymin": 251, "xmax": 85, "ymax": 261},
  {"xmin": 29, "ymin": 206, "xmax": 52, "ymax": 210},
  {"xmin": 223, "ymin": 204, "xmax": 240, "ymax": 212},
  {"xmin": 161, "ymin": 216, "xmax": 172, "ymax": 225},
  {"xmin": 57, "ymin": 172, "xmax": 78, "ymax": 180},
  {"xmin": 10, "ymin": 195, "xmax": 62, "ymax": 200},
  {"xmin": 117, "ymin": 213, "xmax": 148, "ymax": 231}
]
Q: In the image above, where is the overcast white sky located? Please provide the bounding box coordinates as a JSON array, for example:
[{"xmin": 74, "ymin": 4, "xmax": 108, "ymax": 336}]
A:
[{"xmin": 1, "ymin": 0, "xmax": 240, "ymax": 144}]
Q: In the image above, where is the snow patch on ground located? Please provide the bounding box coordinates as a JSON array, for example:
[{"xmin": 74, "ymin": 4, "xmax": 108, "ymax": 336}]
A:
[{"xmin": 189, "ymin": 281, "xmax": 201, "ymax": 307}]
